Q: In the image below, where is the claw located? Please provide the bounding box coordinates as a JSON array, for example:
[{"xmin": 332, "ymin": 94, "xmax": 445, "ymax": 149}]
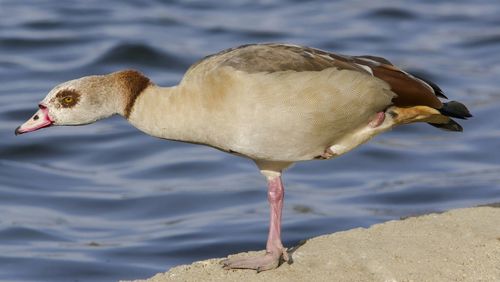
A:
[{"xmin": 282, "ymin": 248, "xmax": 289, "ymax": 262}]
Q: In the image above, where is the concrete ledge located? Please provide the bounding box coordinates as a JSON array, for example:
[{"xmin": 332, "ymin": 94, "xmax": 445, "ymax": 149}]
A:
[{"xmin": 129, "ymin": 206, "xmax": 500, "ymax": 282}]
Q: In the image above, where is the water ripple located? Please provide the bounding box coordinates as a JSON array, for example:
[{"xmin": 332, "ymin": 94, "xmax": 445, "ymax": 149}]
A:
[
  {"xmin": 96, "ymin": 42, "xmax": 189, "ymax": 69},
  {"xmin": 1, "ymin": 1, "xmax": 499, "ymax": 281},
  {"xmin": 459, "ymin": 33, "xmax": 500, "ymax": 48},
  {"xmin": 364, "ymin": 7, "xmax": 418, "ymax": 20}
]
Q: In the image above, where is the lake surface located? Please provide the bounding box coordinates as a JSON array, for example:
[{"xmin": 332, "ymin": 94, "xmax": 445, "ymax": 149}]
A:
[{"xmin": 1, "ymin": 0, "xmax": 500, "ymax": 281}]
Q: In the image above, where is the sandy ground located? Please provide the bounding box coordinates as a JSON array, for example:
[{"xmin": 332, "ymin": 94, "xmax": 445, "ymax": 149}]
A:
[{"xmin": 128, "ymin": 205, "xmax": 500, "ymax": 282}]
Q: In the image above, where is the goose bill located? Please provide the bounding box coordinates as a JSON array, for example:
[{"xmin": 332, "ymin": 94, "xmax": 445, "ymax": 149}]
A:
[{"xmin": 15, "ymin": 105, "xmax": 53, "ymax": 135}]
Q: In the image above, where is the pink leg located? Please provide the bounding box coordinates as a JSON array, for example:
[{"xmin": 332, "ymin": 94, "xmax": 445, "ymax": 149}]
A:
[
  {"xmin": 221, "ymin": 174, "xmax": 288, "ymax": 272},
  {"xmin": 266, "ymin": 176, "xmax": 287, "ymax": 257}
]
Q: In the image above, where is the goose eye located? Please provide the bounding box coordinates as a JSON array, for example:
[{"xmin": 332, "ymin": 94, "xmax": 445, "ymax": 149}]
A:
[{"xmin": 56, "ymin": 90, "xmax": 80, "ymax": 108}]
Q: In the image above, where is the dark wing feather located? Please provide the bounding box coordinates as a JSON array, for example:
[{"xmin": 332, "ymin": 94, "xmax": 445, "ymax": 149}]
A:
[
  {"xmin": 353, "ymin": 56, "xmax": 443, "ymax": 109},
  {"xmin": 213, "ymin": 43, "xmax": 369, "ymax": 74},
  {"xmin": 355, "ymin": 55, "xmax": 393, "ymax": 65},
  {"xmin": 372, "ymin": 65, "xmax": 443, "ymax": 108},
  {"xmin": 191, "ymin": 43, "xmax": 445, "ymax": 109},
  {"xmin": 410, "ymin": 73, "xmax": 448, "ymax": 99}
]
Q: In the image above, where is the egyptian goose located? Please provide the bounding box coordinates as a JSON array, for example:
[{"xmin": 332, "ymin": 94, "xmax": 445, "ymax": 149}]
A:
[{"xmin": 15, "ymin": 43, "xmax": 471, "ymax": 271}]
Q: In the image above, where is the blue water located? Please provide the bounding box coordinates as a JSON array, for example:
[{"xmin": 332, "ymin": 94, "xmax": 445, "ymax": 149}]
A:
[{"xmin": 1, "ymin": 0, "xmax": 500, "ymax": 281}]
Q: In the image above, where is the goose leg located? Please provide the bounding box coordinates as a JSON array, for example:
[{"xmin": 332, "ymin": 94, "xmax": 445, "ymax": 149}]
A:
[{"xmin": 221, "ymin": 174, "xmax": 288, "ymax": 272}]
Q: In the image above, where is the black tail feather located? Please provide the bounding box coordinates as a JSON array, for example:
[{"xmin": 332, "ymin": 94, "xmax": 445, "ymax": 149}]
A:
[
  {"xmin": 428, "ymin": 100, "xmax": 470, "ymax": 132},
  {"xmin": 428, "ymin": 119, "xmax": 463, "ymax": 132},
  {"xmin": 439, "ymin": 101, "xmax": 472, "ymax": 119}
]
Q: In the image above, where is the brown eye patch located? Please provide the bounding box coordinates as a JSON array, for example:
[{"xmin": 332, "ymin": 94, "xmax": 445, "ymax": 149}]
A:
[{"xmin": 56, "ymin": 90, "xmax": 80, "ymax": 108}]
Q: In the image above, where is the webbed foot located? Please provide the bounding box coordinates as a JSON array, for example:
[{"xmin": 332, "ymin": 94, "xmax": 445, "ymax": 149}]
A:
[{"xmin": 221, "ymin": 248, "xmax": 288, "ymax": 272}]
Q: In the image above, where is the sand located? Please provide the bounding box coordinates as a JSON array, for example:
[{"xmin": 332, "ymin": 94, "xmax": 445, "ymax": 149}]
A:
[{"xmin": 128, "ymin": 205, "xmax": 500, "ymax": 282}]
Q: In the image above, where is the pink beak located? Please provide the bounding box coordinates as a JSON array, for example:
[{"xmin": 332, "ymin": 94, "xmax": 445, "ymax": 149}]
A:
[{"xmin": 15, "ymin": 104, "xmax": 54, "ymax": 135}]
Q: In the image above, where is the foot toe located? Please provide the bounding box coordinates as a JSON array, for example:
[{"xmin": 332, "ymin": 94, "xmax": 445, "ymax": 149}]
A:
[{"xmin": 221, "ymin": 252, "xmax": 282, "ymax": 271}]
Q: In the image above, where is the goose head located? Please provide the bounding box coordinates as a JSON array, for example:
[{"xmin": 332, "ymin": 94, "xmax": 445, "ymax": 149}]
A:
[{"xmin": 15, "ymin": 70, "xmax": 150, "ymax": 135}]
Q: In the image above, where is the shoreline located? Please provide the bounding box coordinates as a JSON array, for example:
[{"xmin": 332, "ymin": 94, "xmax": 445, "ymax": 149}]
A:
[{"xmin": 127, "ymin": 205, "xmax": 500, "ymax": 282}]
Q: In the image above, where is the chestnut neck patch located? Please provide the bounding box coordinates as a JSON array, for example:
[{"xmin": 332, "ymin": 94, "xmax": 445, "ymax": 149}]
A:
[
  {"xmin": 55, "ymin": 89, "xmax": 80, "ymax": 108},
  {"xmin": 114, "ymin": 70, "xmax": 152, "ymax": 119}
]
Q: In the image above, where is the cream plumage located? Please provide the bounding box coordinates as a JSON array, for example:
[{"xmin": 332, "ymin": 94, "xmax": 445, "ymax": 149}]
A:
[{"xmin": 16, "ymin": 43, "xmax": 471, "ymax": 271}]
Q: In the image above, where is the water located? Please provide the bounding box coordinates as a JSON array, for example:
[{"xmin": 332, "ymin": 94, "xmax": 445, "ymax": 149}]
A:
[{"xmin": 1, "ymin": 0, "xmax": 500, "ymax": 281}]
